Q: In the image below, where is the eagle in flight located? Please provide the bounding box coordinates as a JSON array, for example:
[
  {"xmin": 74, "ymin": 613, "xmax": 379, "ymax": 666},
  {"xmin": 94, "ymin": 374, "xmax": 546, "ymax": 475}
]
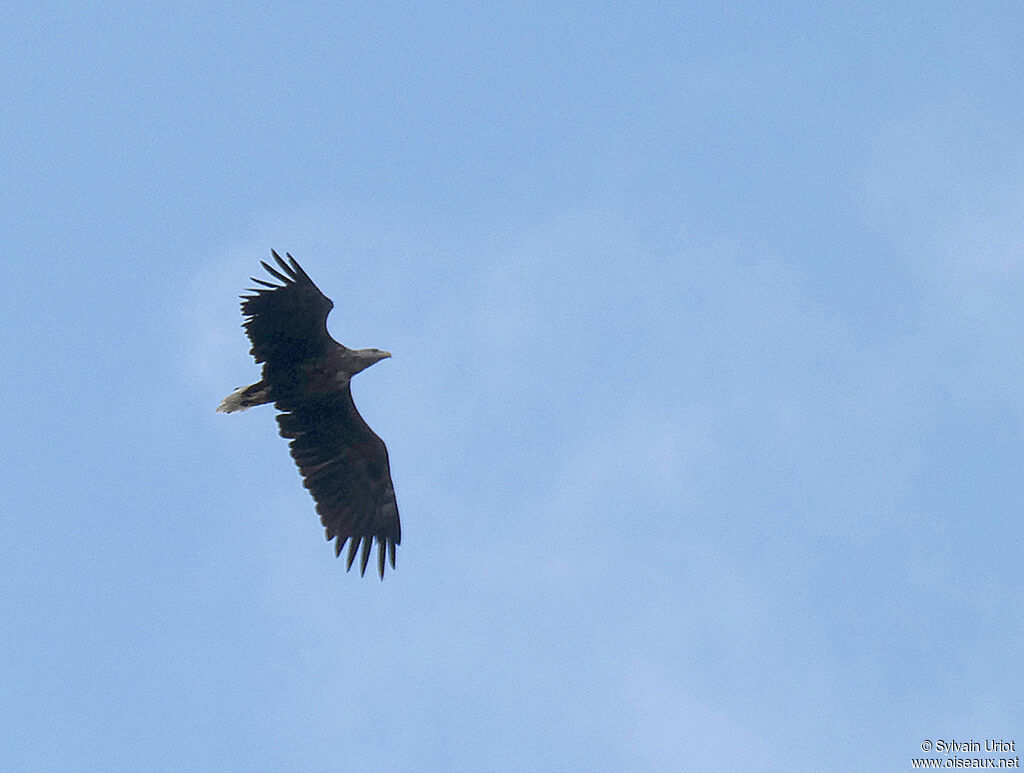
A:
[{"xmin": 218, "ymin": 251, "xmax": 400, "ymax": 578}]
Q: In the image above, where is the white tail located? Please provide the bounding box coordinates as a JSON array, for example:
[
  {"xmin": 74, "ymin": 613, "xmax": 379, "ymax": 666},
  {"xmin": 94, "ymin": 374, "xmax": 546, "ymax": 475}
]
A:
[{"xmin": 217, "ymin": 382, "xmax": 271, "ymax": 413}]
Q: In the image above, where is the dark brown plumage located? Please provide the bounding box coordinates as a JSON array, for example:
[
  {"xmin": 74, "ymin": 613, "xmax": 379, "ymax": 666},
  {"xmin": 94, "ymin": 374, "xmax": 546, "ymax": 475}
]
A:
[{"xmin": 218, "ymin": 251, "xmax": 400, "ymax": 578}]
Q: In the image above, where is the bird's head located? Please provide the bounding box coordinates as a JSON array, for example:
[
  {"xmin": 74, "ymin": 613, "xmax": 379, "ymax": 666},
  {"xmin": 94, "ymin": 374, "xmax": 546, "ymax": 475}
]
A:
[
  {"xmin": 334, "ymin": 346, "xmax": 392, "ymax": 377},
  {"xmin": 357, "ymin": 348, "xmax": 391, "ymax": 368}
]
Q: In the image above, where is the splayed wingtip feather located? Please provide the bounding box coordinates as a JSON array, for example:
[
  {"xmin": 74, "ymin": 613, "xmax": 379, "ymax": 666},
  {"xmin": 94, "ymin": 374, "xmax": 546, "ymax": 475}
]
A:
[
  {"xmin": 259, "ymin": 260, "xmax": 290, "ymax": 284},
  {"xmin": 346, "ymin": 537, "xmax": 359, "ymax": 571},
  {"xmin": 359, "ymin": 538, "xmax": 372, "ymax": 576},
  {"xmin": 272, "ymin": 250, "xmax": 298, "ymax": 279}
]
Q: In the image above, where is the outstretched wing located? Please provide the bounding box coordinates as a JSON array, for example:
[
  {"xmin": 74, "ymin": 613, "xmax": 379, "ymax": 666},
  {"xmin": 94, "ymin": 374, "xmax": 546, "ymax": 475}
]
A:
[
  {"xmin": 241, "ymin": 250, "xmax": 336, "ymax": 365},
  {"xmin": 275, "ymin": 386, "xmax": 401, "ymax": 578}
]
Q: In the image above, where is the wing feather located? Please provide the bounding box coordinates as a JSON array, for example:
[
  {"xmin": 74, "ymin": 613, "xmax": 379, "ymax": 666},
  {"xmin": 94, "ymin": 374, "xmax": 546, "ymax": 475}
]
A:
[
  {"xmin": 275, "ymin": 386, "xmax": 401, "ymax": 578},
  {"xmin": 241, "ymin": 251, "xmax": 336, "ymax": 365},
  {"xmin": 360, "ymin": 538, "xmax": 372, "ymax": 575},
  {"xmin": 346, "ymin": 537, "xmax": 360, "ymax": 571},
  {"xmin": 272, "ymin": 250, "xmax": 300, "ymax": 279},
  {"xmin": 259, "ymin": 259, "xmax": 292, "ymax": 284}
]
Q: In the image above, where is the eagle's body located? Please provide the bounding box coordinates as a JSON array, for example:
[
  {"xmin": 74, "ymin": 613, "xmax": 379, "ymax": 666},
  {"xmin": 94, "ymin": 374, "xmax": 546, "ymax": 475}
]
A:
[{"xmin": 218, "ymin": 251, "xmax": 400, "ymax": 578}]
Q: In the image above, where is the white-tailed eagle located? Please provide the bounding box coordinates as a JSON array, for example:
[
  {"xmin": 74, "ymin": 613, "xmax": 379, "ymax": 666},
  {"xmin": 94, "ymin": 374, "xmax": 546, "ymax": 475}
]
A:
[{"xmin": 218, "ymin": 251, "xmax": 400, "ymax": 578}]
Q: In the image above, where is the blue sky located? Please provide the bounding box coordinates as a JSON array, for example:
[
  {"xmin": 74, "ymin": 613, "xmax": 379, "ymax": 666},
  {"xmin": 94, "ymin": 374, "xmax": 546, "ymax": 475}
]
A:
[{"xmin": 3, "ymin": 2, "xmax": 1023, "ymax": 770}]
